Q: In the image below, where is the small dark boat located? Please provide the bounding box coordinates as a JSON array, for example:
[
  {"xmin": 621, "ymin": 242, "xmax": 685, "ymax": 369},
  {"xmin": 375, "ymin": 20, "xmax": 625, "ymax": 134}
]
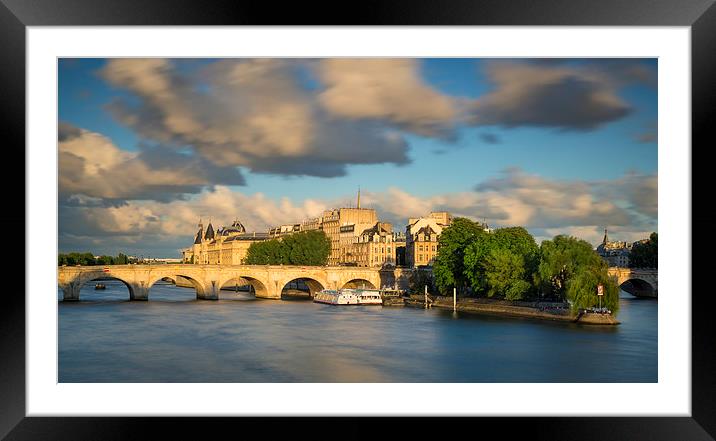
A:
[{"xmin": 94, "ymin": 283, "xmax": 106, "ymax": 290}]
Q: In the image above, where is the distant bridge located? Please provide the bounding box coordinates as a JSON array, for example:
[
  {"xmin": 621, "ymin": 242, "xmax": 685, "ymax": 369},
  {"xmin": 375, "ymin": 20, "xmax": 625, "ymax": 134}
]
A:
[
  {"xmin": 607, "ymin": 267, "xmax": 658, "ymax": 298},
  {"xmin": 58, "ymin": 264, "xmax": 414, "ymax": 301}
]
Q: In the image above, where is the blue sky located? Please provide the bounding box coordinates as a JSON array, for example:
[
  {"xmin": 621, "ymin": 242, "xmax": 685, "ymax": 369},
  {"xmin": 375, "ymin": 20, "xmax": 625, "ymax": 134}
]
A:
[{"xmin": 58, "ymin": 58, "xmax": 657, "ymax": 256}]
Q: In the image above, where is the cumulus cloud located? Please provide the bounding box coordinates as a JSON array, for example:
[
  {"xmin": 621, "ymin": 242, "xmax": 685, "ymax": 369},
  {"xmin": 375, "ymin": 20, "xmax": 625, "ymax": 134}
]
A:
[
  {"xmin": 58, "ymin": 123, "xmax": 245, "ymax": 202},
  {"xmin": 99, "ymin": 58, "xmax": 410, "ymax": 178},
  {"xmin": 59, "ymin": 186, "xmax": 330, "ymax": 255},
  {"xmin": 60, "ymin": 168, "xmax": 656, "ymax": 256},
  {"xmin": 472, "ymin": 168, "xmax": 635, "ymax": 228},
  {"xmin": 537, "ymin": 225, "xmax": 655, "ymax": 248},
  {"xmin": 469, "ymin": 61, "xmax": 633, "ymax": 130},
  {"xmin": 87, "ymin": 58, "xmax": 653, "ymax": 187},
  {"xmin": 361, "ymin": 168, "xmax": 655, "ymax": 239},
  {"xmin": 316, "ymin": 59, "xmax": 458, "ymax": 137},
  {"xmin": 58, "ymin": 59, "xmax": 658, "ymax": 255},
  {"xmin": 603, "ymin": 171, "xmax": 658, "ymax": 218}
]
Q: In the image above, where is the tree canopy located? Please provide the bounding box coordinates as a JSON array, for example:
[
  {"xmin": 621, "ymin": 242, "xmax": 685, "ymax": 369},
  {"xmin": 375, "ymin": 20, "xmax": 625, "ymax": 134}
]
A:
[
  {"xmin": 243, "ymin": 230, "xmax": 331, "ymax": 266},
  {"xmin": 463, "ymin": 227, "xmax": 538, "ymax": 300},
  {"xmin": 58, "ymin": 252, "xmax": 130, "ymax": 266},
  {"xmin": 432, "ymin": 217, "xmax": 486, "ymax": 294},
  {"xmin": 629, "ymin": 232, "xmax": 657, "ymax": 268},
  {"xmin": 535, "ymin": 235, "xmax": 619, "ymax": 314}
]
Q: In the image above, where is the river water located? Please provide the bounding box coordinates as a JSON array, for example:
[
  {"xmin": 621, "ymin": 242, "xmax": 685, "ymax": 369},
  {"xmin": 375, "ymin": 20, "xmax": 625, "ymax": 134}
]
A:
[{"xmin": 58, "ymin": 281, "xmax": 657, "ymax": 382}]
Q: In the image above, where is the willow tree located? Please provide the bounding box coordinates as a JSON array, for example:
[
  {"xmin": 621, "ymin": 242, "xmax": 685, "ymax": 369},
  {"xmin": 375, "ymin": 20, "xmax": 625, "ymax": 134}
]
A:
[{"xmin": 536, "ymin": 235, "xmax": 619, "ymax": 315}]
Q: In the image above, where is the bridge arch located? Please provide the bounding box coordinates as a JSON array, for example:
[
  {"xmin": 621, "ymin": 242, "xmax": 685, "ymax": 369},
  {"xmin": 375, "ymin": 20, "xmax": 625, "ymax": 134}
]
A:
[
  {"xmin": 279, "ymin": 277, "xmax": 326, "ymax": 298},
  {"xmin": 59, "ymin": 271, "xmax": 136, "ymax": 301},
  {"xmin": 219, "ymin": 276, "xmax": 269, "ymax": 298},
  {"xmin": 146, "ymin": 273, "xmax": 208, "ymax": 299},
  {"xmin": 341, "ymin": 278, "xmax": 378, "ymax": 290},
  {"xmin": 619, "ymin": 278, "xmax": 656, "ymax": 297}
]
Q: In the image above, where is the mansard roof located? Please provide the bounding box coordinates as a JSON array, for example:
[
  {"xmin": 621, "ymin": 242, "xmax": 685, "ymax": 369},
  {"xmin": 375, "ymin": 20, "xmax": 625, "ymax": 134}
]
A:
[
  {"xmin": 224, "ymin": 232, "xmax": 270, "ymax": 242},
  {"xmin": 416, "ymin": 225, "xmax": 437, "ymax": 236},
  {"xmin": 231, "ymin": 219, "xmax": 246, "ymax": 233}
]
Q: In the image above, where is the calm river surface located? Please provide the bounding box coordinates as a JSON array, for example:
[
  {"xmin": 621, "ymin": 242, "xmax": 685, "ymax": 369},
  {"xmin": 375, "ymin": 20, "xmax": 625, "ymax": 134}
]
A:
[{"xmin": 58, "ymin": 282, "xmax": 657, "ymax": 382}]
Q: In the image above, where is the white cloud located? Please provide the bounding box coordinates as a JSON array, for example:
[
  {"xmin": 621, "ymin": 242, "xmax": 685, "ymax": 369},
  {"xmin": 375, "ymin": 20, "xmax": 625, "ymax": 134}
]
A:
[
  {"xmin": 100, "ymin": 59, "xmax": 411, "ymax": 178},
  {"xmin": 58, "ymin": 124, "xmax": 244, "ymax": 201},
  {"xmin": 317, "ymin": 59, "xmax": 457, "ymax": 136},
  {"xmin": 60, "ymin": 169, "xmax": 657, "ymax": 256}
]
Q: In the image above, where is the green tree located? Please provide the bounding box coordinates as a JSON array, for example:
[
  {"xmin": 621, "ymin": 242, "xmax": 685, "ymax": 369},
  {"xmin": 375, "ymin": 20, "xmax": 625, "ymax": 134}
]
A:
[
  {"xmin": 283, "ymin": 230, "xmax": 331, "ymax": 265},
  {"xmin": 629, "ymin": 232, "xmax": 657, "ymax": 268},
  {"xmin": 244, "ymin": 239, "xmax": 288, "ymax": 264},
  {"xmin": 433, "ymin": 217, "xmax": 486, "ymax": 294},
  {"xmin": 483, "ymin": 248, "xmax": 531, "ymax": 300},
  {"xmin": 407, "ymin": 268, "xmax": 436, "ymax": 295},
  {"xmin": 463, "ymin": 226, "xmax": 538, "ymax": 300},
  {"xmin": 96, "ymin": 255, "xmax": 113, "ymax": 265},
  {"xmin": 58, "ymin": 251, "xmax": 131, "ymax": 266},
  {"xmin": 244, "ymin": 231, "xmax": 330, "ymax": 266},
  {"xmin": 536, "ymin": 235, "xmax": 619, "ymax": 315}
]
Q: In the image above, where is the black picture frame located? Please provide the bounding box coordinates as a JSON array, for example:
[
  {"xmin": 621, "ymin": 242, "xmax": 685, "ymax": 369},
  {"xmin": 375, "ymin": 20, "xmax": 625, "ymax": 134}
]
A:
[{"xmin": 3, "ymin": 0, "xmax": 713, "ymax": 439}]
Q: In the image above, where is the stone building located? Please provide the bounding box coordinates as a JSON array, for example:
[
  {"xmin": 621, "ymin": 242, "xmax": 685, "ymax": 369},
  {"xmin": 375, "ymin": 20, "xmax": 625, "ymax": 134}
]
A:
[
  {"xmin": 184, "ymin": 191, "xmax": 409, "ymax": 267},
  {"xmin": 182, "ymin": 219, "xmax": 269, "ymax": 265},
  {"xmin": 405, "ymin": 212, "xmax": 453, "ymax": 267},
  {"xmin": 343, "ymin": 222, "xmax": 402, "ymax": 267},
  {"xmin": 268, "ymin": 223, "xmax": 301, "ymax": 237},
  {"xmin": 595, "ymin": 229, "xmax": 631, "ymax": 267},
  {"xmin": 321, "ymin": 207, "xmax": 379, "ymax": 265}
]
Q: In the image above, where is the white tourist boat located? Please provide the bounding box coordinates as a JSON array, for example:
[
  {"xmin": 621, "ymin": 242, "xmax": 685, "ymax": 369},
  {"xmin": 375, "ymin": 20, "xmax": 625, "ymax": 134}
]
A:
[
  {"xmin": 313, "ymin": 288, "xmax": 384, "ymax": 305},
  {"xmin": 353, "ymin": 288, "xmax": 383, "ymax": 305},
  {"xmin": 313, "ymin": 289, "xmax": 360, "ymax": 305}
]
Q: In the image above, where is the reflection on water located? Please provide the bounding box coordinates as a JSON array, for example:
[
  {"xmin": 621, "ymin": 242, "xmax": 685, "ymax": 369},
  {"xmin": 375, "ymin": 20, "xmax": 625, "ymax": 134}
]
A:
[{"xmin": 58, "ymin": 281, "xmax": 657, "ymax": 382}]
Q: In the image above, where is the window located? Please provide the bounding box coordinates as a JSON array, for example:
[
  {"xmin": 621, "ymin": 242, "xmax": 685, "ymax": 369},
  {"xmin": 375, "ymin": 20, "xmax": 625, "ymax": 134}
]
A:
[
  {"xmin": 432, "ymin": 246, "xmax": 436, "ymax": 252},
  {"xmin": 419, "ymin": 245, "xmax": 424, "ymax": 252}
]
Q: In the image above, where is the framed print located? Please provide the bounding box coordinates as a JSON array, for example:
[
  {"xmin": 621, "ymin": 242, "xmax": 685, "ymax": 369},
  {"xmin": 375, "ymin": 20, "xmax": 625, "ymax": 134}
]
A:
[{"xmin": 4, "ymin": 0, "xmax": 715, "ymax": 439}]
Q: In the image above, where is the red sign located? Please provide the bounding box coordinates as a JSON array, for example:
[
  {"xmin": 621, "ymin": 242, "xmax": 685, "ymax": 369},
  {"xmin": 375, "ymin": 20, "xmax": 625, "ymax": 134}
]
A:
[
  {"xmin": 103, "ymin": 267, "xmax": 110, "ymax": 273},
  {"xmin": 597, "ymin": 284, "xmax": 604, "ymax": 296}
]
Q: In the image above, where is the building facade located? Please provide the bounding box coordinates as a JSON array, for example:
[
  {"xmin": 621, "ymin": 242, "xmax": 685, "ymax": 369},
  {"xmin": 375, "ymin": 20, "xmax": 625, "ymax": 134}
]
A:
[
  {"xmin": 182, "ymin": 219, "xmax": 270, "ymax": 265},
  {"xmin": 343, "ymin": 222, "xmax": 403, "ymax": 267},
  {"xmin": 183, "ymin": 193, "xmax": 437, "ymax": 268},
  {"xmin": 321, "ymin": 207, "xmax": 378, "ymax": 265},
  {"xmin": 595, "ymin": 229, "xmax": 631, "ymax": 267},
  {"xmin": 405, "ymin": 212, "xmax": 453, "ymax": 267}
]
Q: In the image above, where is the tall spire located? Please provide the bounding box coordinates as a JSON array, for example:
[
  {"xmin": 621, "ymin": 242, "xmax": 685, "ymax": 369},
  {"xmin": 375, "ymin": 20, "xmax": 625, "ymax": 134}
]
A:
[
  {"xmin": 602, "ymin": 228, "xmax": 609, "ymax": 244},
  {"xmin": 194, "ymin": 218, "xmax": 204, "ymax": 244},
  {"xmin": 357, "ymin": 187, "xmax": 361, "ymax": 209}
]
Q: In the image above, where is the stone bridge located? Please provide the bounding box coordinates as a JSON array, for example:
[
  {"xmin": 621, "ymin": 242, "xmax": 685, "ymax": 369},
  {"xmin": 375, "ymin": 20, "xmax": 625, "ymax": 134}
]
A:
[
  {"xmin": 607, "ymin": 267, "xmax": 658, "ymax": 298},
  {"xmin": 58, "ymin": 264, "xmax": 415, "ymax": 301}
]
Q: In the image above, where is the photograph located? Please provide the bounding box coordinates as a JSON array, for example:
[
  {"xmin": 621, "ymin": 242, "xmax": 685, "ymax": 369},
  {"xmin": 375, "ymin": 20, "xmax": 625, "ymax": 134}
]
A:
[{"xmin": 56, "ymin": 57, "xmax": 659, "ymax": 383}]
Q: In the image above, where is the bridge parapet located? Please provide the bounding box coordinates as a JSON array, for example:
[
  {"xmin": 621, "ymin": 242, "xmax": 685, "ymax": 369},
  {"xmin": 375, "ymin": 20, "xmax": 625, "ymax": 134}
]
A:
[{"xmin": 58, "ymin": 264, "xmax": 393, "ymax": 301}]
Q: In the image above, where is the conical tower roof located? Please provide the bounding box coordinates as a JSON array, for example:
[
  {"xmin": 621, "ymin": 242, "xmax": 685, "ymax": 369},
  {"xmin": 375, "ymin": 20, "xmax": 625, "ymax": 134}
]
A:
[{"xmin": 204, "ymin": 222, "xmax": 215, "ymax": 240}]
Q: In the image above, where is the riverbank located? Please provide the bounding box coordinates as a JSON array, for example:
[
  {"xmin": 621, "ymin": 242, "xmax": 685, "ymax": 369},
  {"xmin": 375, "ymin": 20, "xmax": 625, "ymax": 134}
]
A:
[{"xmin": 399, "ymin": 295, "xmax": 619, "ymax": 325}]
